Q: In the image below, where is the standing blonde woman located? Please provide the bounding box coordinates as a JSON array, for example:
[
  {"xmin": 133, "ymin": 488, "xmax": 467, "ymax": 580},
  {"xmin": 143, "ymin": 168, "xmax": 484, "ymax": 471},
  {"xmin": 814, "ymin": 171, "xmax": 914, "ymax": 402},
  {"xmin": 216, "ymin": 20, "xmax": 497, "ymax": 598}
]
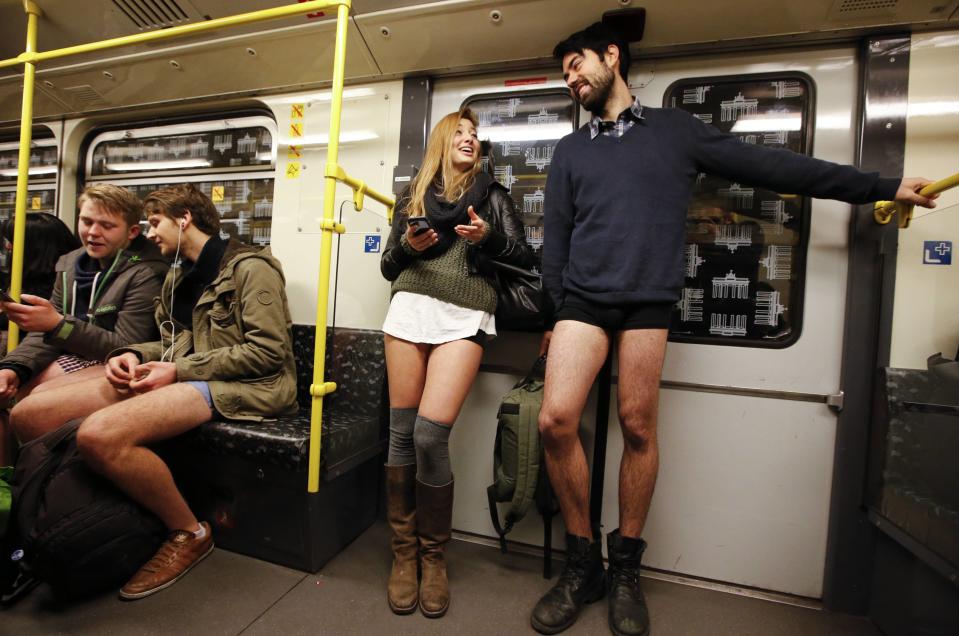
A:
[{"xmin": 380, "ymin": 109, "xmax": 534, "ymax": 617}]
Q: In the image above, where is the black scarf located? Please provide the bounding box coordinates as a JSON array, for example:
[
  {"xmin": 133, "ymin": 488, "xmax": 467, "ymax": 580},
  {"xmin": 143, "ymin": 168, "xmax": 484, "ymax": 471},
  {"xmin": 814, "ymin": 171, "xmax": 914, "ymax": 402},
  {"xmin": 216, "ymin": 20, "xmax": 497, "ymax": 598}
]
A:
[
  {"xmin": 71, "ymin": 254, "xmax": 102, "ymax": 322},
  {"xmin": 419, "ymin": 171, "xmax": 493, "ymax": 260},
  {"xmin": 172, "ymin": 236, "xmax": 228, "ymax": 327}
]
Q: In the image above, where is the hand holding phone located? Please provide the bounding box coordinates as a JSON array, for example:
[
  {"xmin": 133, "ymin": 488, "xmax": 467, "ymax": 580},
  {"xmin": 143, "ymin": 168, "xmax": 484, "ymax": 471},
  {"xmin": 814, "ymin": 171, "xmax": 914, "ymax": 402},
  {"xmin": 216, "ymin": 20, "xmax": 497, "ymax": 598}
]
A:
[{"xmin": 407, "ymin": 216, "xmax": 432, "ymax": 236}]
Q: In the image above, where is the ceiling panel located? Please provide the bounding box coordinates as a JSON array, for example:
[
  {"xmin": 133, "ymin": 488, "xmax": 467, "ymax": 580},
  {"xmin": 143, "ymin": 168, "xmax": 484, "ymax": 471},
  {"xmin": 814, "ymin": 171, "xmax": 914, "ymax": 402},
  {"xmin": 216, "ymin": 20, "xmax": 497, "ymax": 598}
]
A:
[
  {"xmin": 0, "ymin": 80, "xmax": 71, "ymax": 123},
  {"xmin": 357, "ymin": 0, "xmax": 959, "ymax": 75},
  {"xmin": 0, "ymin": 0, "xmax": 424, "ymax": 66},
  {"xmin": 0, "ymin": 18, "xmax": 377, "ymax": 122}
]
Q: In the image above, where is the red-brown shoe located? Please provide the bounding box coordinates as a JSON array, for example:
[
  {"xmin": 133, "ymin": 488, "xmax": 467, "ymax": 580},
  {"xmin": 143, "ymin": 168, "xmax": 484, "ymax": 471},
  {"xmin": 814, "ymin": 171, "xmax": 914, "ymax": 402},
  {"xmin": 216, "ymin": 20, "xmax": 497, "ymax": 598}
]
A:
[{"xmin": 119, "ymin": 522, "xmax": 214, "ymax": 600}]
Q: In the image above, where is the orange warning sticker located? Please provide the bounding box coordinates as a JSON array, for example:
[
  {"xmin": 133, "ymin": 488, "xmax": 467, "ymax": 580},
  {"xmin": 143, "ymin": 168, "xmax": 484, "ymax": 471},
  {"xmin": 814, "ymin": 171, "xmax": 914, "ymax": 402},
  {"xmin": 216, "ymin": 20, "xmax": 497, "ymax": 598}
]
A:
[
  {"xmin": 286, "ymin": 162, "xmax": 301, "ymax": 179},
  {"xmin": 290, "ymin": 122, "xmax": 303, "ymax": 138},
  {"xmin": 287, "ymin": 145, "xmax": 302, "ymax": 159},
  {"xmin": 505, "ymin": 76, "xmax": 548, "ymax": 87},
  {"xmin": 211, "ymin": 186, "xmax": 225, "ymax": 202},
  {"xmin": 30, "ymin": 196, "xmax": 41, "ymax": 210},
  {"xmin": 291, "ymin": 103, "xmax": 304, "ymax": 120}
]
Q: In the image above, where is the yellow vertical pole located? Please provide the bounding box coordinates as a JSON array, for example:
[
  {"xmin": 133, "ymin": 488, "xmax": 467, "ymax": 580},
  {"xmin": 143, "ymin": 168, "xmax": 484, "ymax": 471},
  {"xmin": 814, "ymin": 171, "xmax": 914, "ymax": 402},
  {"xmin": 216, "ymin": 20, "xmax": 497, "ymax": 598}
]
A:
[
  {"xmin": 308, "ymin": 2, "xmax": 350, "ymax": 492},
  {"xmin": 7, "ymin": 1, "xmax": 43, "ymax": 353}
]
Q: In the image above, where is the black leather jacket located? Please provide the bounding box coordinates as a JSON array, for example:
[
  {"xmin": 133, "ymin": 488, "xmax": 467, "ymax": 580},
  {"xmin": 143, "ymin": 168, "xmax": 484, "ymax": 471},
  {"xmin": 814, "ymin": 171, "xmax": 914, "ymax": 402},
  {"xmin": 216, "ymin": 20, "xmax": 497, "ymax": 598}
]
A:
[{"xmin": 381, "ymin": 182, "xmax": 534, "ymax": 282}]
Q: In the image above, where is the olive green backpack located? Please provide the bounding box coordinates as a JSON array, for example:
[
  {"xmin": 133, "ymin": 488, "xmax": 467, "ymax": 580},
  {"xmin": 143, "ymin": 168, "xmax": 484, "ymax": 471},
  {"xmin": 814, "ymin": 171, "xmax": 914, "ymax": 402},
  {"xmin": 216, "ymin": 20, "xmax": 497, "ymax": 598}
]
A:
[{"xmin": 487, "ymin": 356, "xmax": 559, "ymax": 575}]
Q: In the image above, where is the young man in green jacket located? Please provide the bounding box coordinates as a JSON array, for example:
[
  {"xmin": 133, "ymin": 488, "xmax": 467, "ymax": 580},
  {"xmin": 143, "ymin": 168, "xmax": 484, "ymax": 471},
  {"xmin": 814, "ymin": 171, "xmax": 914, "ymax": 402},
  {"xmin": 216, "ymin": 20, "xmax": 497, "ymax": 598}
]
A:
[
  {"xmin": 11, "ymin": 183, "xmax": 297, "ymax": 599},
  {"xmin": 0, "ymin": 184, "xmax": 166, "ymax": 465}
]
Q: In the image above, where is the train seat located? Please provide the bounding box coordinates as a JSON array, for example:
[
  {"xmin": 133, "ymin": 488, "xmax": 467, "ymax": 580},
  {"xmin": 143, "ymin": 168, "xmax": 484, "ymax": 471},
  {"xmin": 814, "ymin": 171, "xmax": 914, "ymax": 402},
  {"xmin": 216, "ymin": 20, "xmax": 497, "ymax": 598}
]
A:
[{"xmin": 165, "ymin": 325, "xmax": 388, "ymax": 573}]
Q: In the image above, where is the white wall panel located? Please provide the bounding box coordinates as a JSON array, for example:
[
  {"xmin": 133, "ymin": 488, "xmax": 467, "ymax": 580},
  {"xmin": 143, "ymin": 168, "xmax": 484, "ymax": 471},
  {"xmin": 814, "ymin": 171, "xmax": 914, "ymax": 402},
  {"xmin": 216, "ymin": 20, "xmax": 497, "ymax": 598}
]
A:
[
  {"xmin": 262, "ymin": 80, "xmax": 402, "ymax": 329},
  {"xmin": 890, "ymin": 31, "xmax": 959, "ymax": 369}
]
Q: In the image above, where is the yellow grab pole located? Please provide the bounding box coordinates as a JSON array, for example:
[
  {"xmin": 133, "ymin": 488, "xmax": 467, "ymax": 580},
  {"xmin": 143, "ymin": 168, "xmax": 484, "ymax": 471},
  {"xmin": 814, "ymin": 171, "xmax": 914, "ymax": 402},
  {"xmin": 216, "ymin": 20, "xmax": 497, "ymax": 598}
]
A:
[
  {"xmin": 308, "ymin": 2, "xmax": 351, "ymax": 493},
  {"xmin": 0, "ymin": 1, "xmax": 349, "ymax": 70},
  {"xmin": 874, "ymin": 171, "xmax": 959, "ymax": 228},
  {"xmin": 7, "ymin": 1, "xmax": 42, "ymax": 353}
]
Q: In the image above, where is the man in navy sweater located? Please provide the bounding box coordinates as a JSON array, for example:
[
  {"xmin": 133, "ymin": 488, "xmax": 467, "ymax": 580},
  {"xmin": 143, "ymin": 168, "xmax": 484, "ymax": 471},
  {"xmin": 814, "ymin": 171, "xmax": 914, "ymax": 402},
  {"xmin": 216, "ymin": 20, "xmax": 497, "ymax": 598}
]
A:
[{"xmin": 530, "ymin": 22, "xmax": 937, "ymax": 636}]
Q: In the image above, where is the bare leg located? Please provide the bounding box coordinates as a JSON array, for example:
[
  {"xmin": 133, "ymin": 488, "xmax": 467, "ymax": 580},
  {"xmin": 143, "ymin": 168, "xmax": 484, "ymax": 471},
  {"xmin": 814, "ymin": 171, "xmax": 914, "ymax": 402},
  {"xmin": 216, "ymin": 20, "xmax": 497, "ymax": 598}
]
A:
[
  {"xmin": 10, "ymin": 375, "xmax": 126, "ymax": 443},
  {"xmin": 18, "ymin": 359, "xmax": 71, "ymax": 394},
  {"xmin": 28, "ymin": 364, "xmax": 105, "ymax": 395},
  {"xmin": 77, "ymin": 383, "xmax": 212, "ymax": 531},
  {"xmin": 418, "ymin": 339, "xmax": 484, "ymax": 425},
  {"xmin": 539, "ymin": 321, "xmax": 609, "ymax": 539},
  {"xmin": 615, "ymin": 329, "xmax": 668, "ymax": 538},
  {"xmin": 384, "ymin": 334, "xmax": 430, "ymax": 409}
]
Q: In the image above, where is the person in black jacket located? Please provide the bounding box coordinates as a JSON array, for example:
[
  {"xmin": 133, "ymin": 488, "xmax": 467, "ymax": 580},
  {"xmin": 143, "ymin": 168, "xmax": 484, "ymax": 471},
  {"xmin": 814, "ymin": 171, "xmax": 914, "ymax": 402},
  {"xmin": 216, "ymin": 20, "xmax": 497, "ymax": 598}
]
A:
[
  {"xmin": 0, "ymin": 212, "xmax": 79, "ymax": 466},
  {"xmin": 0, "ymin": 212, "xmax": 80, "ymax": 331},
  {"xmin": 380, "ymin": 108, "xmax": 533, "ymax": 618},
  {"xmin": 530, "ymin": 23, "xmax": 938, "ymax": 636}
]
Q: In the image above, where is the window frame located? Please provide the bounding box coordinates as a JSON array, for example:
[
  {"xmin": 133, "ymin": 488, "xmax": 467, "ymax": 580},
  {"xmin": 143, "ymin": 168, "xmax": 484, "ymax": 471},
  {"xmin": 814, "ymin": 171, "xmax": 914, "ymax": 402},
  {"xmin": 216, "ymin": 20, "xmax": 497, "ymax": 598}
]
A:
[{"xmin": 662, "ymin": 71, "xmax": 817, "ymax": 349}]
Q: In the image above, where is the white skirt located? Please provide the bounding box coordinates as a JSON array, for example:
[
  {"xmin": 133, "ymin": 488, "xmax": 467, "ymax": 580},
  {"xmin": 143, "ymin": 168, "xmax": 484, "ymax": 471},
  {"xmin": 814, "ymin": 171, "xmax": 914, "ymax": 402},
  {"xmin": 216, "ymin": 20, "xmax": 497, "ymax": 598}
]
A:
[{"xmin": 383, "ymin": 291, "xmax": 497, "ymax": 344}]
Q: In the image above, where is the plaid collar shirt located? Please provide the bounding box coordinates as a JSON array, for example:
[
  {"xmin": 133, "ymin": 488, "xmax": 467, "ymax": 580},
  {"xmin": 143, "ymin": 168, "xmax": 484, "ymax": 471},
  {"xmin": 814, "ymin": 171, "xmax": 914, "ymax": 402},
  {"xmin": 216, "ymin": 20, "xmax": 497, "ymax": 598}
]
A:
[{"xmin": 588, "ymin": 96, "xmax": 645, "ymax": 140}]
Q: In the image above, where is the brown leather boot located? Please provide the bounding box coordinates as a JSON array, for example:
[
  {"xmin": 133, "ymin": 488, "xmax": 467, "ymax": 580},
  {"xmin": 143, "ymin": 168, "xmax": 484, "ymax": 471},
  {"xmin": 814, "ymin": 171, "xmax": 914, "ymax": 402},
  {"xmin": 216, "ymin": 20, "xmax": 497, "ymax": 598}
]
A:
[
  {"xmin": 416, "ymin": 478, "xmax": 453, "ymax": 618},
  {"xmin": 386, "ymin": 464, "xmax": 418, "ymax": 614}
]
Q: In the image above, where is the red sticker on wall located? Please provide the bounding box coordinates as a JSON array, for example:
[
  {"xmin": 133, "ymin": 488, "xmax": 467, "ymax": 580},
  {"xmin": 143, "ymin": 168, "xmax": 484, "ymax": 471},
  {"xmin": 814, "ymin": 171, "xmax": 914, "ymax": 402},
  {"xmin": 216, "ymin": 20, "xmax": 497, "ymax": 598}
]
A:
[
  {"xmin": 297, "ymin": 0, "xmax": 325, "ymax": 19},
  {"xmin": 505, "ymin": 77, "xmax": 548, "ymax": 87}
]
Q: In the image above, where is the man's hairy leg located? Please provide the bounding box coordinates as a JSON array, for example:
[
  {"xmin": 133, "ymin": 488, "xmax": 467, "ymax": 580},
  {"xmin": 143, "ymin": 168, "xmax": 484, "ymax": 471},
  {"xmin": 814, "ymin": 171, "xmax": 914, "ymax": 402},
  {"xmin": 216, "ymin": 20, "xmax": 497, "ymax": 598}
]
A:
[
  {"xmin": 615, "ymin": 328, "xmax": 668, "ymax": 539},
  {"xmin": 77, "ymin": 383, "xmax": 212, "ymax": 531},
  {"xmin": 539, "ymin": 320, "xmax": 609, "ymax": 539},
  {"xmin": 10, "ymin": 375, "xmax": 125, "ymax": 443}
]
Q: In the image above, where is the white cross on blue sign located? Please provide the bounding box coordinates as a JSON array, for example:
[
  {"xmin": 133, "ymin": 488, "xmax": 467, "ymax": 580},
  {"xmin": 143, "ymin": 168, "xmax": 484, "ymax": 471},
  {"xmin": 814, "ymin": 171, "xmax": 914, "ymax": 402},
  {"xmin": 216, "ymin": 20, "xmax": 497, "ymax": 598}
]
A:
[
  {"xmin": 364, "ymin": 235, "xmax": 381, "ymax": 253},
  {"xmin": 923, "ymin": 240, "xmax": 952, "ymax": 265}
]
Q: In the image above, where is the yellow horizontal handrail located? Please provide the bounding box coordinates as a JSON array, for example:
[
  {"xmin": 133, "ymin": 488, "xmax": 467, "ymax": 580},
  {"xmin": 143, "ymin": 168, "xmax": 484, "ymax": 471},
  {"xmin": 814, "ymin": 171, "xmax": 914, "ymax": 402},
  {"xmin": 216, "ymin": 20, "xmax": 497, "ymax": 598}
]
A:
[
  {"xmin": 0, "ymin": 0, "xmax": 350, "ymax": 71},
  {"xmin": 325, "ymin": 164, "xmax": 396, "ymax": 220},
  {"xmin": 874, "ymin": 171, "xmax": 959, "ymax": 228}
]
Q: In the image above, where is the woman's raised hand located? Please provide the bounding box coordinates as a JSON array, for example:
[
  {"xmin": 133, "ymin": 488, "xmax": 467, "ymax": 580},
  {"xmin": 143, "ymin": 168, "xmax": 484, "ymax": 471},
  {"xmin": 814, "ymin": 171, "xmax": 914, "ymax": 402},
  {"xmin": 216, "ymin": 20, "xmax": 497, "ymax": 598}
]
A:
[{"xmin": 454, "ymin": 206, "xmax": 489, "ymax": 244}]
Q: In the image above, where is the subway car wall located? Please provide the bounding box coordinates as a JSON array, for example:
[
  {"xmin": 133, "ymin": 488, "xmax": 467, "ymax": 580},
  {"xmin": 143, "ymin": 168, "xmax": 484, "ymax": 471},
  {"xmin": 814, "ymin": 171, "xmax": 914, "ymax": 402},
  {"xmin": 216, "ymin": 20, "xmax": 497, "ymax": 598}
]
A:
[{"xmin": 0, "ymin": 1, "xmax": 956, "ymax": 626}]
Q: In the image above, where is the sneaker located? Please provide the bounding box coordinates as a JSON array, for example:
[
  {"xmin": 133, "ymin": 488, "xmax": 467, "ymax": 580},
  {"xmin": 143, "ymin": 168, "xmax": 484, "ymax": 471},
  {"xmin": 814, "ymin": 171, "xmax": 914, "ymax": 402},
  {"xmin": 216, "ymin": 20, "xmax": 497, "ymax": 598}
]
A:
[{"xmin": 119, "ymin": 522, "xmax": 214, "ymax": 600}]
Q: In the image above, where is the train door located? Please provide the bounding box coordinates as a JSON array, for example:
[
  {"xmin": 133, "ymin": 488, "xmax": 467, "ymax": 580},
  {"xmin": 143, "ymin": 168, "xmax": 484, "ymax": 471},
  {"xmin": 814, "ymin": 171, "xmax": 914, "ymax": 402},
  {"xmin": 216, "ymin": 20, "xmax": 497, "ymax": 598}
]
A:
[{"xmin": 619, "ymin": 45, "xmax": 861, "ymax": 599}]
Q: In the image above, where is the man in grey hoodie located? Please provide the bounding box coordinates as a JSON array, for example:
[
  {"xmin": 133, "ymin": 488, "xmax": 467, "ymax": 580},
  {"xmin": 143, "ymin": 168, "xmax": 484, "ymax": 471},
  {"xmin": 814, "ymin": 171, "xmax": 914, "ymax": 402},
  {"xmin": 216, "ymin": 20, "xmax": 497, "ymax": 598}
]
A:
[{"xmin": 0, "ymin": 184, "xmax": 166, "ymax": 464}]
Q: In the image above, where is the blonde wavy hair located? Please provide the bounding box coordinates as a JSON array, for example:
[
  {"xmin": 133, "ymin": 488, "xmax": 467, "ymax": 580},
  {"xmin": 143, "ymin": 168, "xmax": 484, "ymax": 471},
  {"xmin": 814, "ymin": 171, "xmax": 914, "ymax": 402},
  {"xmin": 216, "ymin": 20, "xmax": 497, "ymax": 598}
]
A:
[{"xmin": 406, "ymin": 108, "xmax": 482, "ymax": 218}]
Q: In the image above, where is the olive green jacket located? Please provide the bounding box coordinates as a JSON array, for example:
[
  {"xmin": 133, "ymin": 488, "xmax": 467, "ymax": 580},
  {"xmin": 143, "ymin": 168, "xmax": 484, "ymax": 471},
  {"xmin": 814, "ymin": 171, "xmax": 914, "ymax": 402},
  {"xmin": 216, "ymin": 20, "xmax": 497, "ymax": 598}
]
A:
[
  {"xmin": 117, "ymin": 239, "xmax": 297, "ymax": 421},
  {"xmin": 0, "ymin": 236, "xmax": 167, "ymax": 381}
]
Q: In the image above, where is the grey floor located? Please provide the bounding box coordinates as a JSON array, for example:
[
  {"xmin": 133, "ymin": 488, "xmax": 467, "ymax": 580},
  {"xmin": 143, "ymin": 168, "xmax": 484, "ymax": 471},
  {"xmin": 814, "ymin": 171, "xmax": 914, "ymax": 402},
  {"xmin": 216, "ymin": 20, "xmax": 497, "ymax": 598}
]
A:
[{"xmin": 2, "ymin": 521, "xmax": 881, "ymax": 636}]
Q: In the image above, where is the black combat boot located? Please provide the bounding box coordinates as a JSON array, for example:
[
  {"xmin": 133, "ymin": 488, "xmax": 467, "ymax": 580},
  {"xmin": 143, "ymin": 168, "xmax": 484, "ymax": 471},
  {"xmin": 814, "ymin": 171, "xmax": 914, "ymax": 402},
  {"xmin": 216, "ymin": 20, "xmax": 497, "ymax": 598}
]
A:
[
  {"xmin": 607, "ymin": 529, "xmax": 650, "ymax": 636},
  {"xmin": 530, "ymin": 533, "xmax": 606, "ymax": 634}
]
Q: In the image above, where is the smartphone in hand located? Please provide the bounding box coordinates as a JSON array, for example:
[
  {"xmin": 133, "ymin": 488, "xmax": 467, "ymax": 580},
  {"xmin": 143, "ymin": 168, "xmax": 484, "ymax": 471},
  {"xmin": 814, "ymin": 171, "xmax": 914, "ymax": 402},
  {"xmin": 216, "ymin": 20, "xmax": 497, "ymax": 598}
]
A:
[{"xmin": 407, "ymin": 216, "xmax": 432, "ymax": 236}]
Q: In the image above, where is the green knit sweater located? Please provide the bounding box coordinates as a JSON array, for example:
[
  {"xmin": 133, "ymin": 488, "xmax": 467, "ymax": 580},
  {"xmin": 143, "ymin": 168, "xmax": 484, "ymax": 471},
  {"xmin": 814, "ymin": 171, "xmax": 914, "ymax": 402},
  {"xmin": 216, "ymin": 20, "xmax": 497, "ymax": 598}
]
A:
[{"xmin": 391, "ymin": 238, "xmax": 497, "ymax": 313}]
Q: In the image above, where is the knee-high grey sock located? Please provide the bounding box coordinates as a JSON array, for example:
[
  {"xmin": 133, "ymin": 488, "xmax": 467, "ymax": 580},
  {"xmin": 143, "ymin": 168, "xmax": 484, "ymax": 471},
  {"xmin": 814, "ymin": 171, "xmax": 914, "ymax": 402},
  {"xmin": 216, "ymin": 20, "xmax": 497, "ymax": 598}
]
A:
[
  {"xmin": 413, "ymin": 415, "xmax": 452, "ymax": 486},
  {"xmin": 387, "ymin": 407, "xmax": 417, "ymax": 466}
]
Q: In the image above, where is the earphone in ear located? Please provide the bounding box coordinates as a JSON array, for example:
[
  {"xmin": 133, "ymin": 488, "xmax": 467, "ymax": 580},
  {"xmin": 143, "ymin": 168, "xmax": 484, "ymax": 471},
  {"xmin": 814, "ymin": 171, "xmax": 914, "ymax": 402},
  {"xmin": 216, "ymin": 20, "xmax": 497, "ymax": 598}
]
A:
[{"xmin": 180, "ymin": 220, "xmax": 187, "ymax": 230}]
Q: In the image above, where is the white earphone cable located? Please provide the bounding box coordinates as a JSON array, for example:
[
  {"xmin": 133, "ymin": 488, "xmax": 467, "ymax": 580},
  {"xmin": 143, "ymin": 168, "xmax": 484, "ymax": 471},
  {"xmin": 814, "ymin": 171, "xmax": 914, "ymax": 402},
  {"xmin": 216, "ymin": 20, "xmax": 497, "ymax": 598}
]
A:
[{"xmin": 160, "ymin": 221, "xmax": 184, "ymax": 363}]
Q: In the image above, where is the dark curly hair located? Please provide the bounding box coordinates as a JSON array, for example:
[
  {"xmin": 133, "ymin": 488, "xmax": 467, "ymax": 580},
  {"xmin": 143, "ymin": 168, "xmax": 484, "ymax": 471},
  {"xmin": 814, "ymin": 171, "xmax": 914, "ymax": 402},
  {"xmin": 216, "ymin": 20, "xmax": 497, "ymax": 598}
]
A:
[{"xmin": 553, "ymin": 22, "xmax": 631, "ymax": 82}]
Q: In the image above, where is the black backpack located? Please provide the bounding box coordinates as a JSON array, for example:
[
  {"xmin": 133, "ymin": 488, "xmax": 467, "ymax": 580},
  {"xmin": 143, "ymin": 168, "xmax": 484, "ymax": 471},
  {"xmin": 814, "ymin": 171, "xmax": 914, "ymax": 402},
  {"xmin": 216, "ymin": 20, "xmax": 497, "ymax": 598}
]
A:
[
  {"xmin": 486, "ymin": 356, "xmax": 560, "ymax": 576},
  {"xmin": 4, "ymin": 419, "xmax": 165, "ymax": 598}
]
